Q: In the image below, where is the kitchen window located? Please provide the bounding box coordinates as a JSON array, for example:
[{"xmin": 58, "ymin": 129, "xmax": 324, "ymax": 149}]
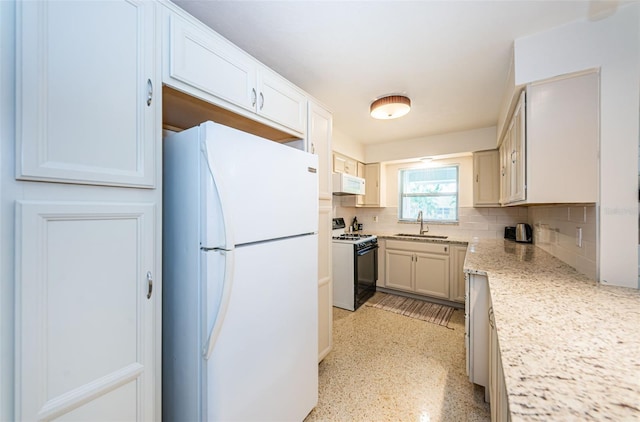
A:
[{"xmin": 398, "ymin": 166, "xmax": 459, "ymax": 223}]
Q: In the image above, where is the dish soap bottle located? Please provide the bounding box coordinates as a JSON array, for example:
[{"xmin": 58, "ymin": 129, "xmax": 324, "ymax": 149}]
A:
[{"xmin": 352, "ymin": 216, "xmax": 358, "ymax": 232}]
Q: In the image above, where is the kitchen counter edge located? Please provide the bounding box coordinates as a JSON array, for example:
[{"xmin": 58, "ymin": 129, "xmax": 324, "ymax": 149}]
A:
[{"xmin": 463, "ymin": 238, "xmax": 640, "ymax": 421}]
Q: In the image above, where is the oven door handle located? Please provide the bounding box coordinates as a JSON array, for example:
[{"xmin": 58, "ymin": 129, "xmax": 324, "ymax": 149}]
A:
[{"xmin": 357, "ymin": 244, "xmax": 378, "ymax": 256}]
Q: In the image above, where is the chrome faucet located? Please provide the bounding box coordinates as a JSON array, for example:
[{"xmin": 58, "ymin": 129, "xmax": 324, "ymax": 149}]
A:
[{"xmin": 417, "ymin": 210, "xmax": 429, "ymax": 234}]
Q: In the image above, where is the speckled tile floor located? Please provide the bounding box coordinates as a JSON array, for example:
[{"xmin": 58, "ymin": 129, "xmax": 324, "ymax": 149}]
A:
[{"xmin": 304, "ymin": 294, "xmax": 490, "ymax": 422}]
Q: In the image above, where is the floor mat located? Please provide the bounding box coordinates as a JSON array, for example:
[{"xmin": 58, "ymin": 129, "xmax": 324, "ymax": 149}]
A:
[{"xmin": 366, "ymin": 292, "xmax": 455, "ymax": 327}]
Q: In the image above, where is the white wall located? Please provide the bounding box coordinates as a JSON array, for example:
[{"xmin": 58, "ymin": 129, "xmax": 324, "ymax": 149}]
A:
[
  {"xmin": 335, "ymin": 156, "xmax": 529, "ymax": 239},
  {"xmin": 365, "ymin": 126, "xmax": 496, "ymax": 163},
  {"xmin": 513, "ymin": 3, "xmax": 640, "ymax": 288},
  {"xmin": 332, "ymin": 127, "xmax": 365, "ymax": 162}
]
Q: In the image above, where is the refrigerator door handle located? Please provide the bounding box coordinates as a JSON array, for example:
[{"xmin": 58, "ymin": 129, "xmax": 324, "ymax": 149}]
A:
[
  {"xmin": 200, "ymin": 140, "xmax": 235, "ymax": 250},
  {"xmin": 203, "ymin": 249, "xmax": 236, "ymax": 360}
]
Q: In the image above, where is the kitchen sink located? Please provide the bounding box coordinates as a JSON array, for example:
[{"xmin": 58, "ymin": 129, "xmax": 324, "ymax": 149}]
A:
[{"xmin": 395, "ymin": 234, "xmax": 448, "ymax": 239}]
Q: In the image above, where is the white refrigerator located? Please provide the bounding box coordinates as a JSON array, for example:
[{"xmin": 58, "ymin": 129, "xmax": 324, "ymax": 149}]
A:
[{"xmin": 163, "ymin": 121, "xmax": 319, "ymax": 421}]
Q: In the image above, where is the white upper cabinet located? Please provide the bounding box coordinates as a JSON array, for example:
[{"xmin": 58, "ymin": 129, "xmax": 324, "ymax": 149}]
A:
[
  {"xmin": 257, "ymin": 67, "xmax": 307, "ymax": 135},
  {"xmin": 473, "ymin": 150, "xmax": 500, "ymax": 207},
  {"xmin": 308, "ymin": 101, "xmax": 333, "ymax": 200},
  {"xmin": 501, "ymin": 93, "xmax": 526, "ymax": 205},
  {"xmin": 16, "ymin": 0, "xmax": 156, "ymax": 188},
  {"xmin": 165, "ymin": 11, "xmax": 307, "ymax": 137},
  {"xmin": 525, "ymin": 71, "xmax": 598, "ymax": 204},
  {"xmin": 332, "ymin": 153, "xmax": 358, "ymax": 175},
  {"xmin": 168, "ymin": 13, "xmax": 257, "ymax": 113},
  {"xmin": 500, "ymin": 70, "xmax": 598, "ymax": 205}
]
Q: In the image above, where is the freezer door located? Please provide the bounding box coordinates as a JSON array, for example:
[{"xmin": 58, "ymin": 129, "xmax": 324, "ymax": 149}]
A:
[
  {"xmin": 200, "ymin": 121, "xmax": 318, "ymax": 248},
  {"xmin": 205, "ymin": 235, "xmax": 318, "ymax": 421}
]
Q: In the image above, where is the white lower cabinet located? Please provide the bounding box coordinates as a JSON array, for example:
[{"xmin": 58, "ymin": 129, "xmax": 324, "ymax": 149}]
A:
[
  {"xmin": 414, "ymin": 252, "xmax": 449, "ymax": 299},
  {"xmin": 466, "ymin": 273, "xmax": 489, "ymax": 396},
  {"xmin": 15, "ymin": 201, "xmax": 157, "ymax": 421},
  {"xmin": 489, "ymin": 304, "xmax": 510, "ymax": 421},
  {"xmin": 385, "ymin": 249, "xmax": 415, "ymax": 292},
  {"xmin": 449, "ymin": 245, "xmax": 467, "ymax": 303},
  {"xmin": 384, "ymin": 240, "xmax": 449, "ymax": 299}
]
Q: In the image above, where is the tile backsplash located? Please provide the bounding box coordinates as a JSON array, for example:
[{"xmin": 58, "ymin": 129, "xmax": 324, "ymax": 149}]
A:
[
  {"xmin": 528, "ymin": 205, "xmax": 597, "ymax": 280},
  {"xmin": 335, "ymin": 203, "xmax": 598, "ymax": 281},
  {"xmin": 334, "ymin": 205, "xmax": 529, "ymax": 240}
]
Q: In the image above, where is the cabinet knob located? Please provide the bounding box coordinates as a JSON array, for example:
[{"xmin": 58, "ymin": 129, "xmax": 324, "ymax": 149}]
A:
[
  {"xmin": 146, "ymin": 79, "xmax": 153, "ymax": 106},
  {"xmin": 146, "ymin": 271, "xmax": 153, "ymax": 299}
]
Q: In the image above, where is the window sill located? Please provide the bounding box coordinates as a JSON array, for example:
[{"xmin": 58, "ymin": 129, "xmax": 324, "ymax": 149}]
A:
[{"xmin": 398, "ymin": 220, "xmax": 459, "ymax": 226}]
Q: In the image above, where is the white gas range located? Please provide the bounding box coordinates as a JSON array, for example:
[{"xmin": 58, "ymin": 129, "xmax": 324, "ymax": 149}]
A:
[{"xmin": 332, "ymin": 218, "xmax": 378, "ymax": 311}]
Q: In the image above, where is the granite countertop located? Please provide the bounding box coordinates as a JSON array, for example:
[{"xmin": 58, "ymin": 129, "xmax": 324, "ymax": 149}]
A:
[
  {"xmin": 464, "ymin": 238, "xmax": 640, "ymax": 421},
  {"xmin": 374, "ymin": 232, "xmax": 469, "ymax": 246}
]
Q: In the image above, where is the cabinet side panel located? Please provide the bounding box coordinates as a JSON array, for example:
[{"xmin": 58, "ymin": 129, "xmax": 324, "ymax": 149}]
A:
[{"xmin": 526, "ymin": 72, "xmax": 599, "ymax": 203}]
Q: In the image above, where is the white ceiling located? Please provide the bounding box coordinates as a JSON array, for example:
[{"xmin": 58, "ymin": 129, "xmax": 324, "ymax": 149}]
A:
[{"xmin": 172, "ymin": 1, "xmax": 611, "ymax": 145}]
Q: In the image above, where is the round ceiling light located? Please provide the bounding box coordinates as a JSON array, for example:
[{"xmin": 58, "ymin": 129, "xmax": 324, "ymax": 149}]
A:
[{"xmin": 370, "ymin": 95, "xmax": 411, "ymax": 120}]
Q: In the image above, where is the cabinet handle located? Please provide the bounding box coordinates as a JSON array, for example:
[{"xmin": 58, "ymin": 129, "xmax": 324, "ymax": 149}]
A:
[
  {"xmin": 475, "ymin": 174, "xmax": 479, "ymax": 183},
  {"xmin": 488, "ymin": 306, "xmax": 494, "ymax": 328},
  {"xmin": 311, "ymin": 142, "xmax": 315, "ymax": 154},
  {"xmin": 251, "ymin": 88, "xmax": 257, "ymax": 107},
  {"xmin": 259, "ymin": 92, "xmax": 264, "ymax": 110},
  {"xmin": 444, "ymin": 246, "xmax": 448, "ymax": 253},
  {"xmin": 511, "ymin": 150, "xmax": 516, "ymax": 165},
  {"xmin": 146, "ymin": 271, "xmax": 153, "ymax": 299},
  {"xmin": 146, "ymin": 79, "xmax": 153, "ymax": 106}
]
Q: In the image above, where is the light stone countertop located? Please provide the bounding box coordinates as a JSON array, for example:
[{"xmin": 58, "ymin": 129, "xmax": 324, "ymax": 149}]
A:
[
  {"xmin": 464, "ymin": 238, "xmax": 640, "ymax": 421},
  {"xmin": 373, "ymin": 232, "xmax": 469, "ymax": 246}
]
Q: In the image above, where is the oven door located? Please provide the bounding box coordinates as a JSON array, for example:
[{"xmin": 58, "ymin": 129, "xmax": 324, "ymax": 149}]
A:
[{"xmin": 354, "ymin": 243, "xmax": 378, "ymax": 309}]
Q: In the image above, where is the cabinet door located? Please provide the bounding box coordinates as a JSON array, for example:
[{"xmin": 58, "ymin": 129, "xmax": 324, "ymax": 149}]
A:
[
  {"xmin": 356, "ymin": 162, "xmax": 366, "ymax": 206},
  {"xmin": 258, "ymin": 68, "xmax": 307, "ymax": 136},
  {"xmin": 384, "ymin": 249, "xmax": 414, "ymax": 292},
  {"xmin": 509, "ymin": 92, "xmax": 526, "ymax": 202},
  {"xmin": 17, "ymin": 0, "xmax": 156, "ymax": 187},
  {"xmin": 364, "ymin": 163, "xmax": 381, "ymax": 206},
  {"xmin": 317, "ymin": 203, "xmax": 333, "ymax": 362},
  {"xmin": 468, "ymin": 274, "xmax": 489, "ymax": 389},
  {"xmin": 449, "ymin": 246, "xmax": 467, "ymax": 303},
  {"xmin": 414, "ymin": 253, "xmax": 450, "ymax": 299},
  {"xmin": 489, "ymin": 308, "xmax": 498, "ymax": 416},
  {"xmin": 473, "ymin": 150, "xmax": 500, "ymax": 207},
  {"xmin": 308, "ymin": 102, "xmax": 333, "ymax": 200},
  {"xmin": 499, "ymin": 134, "xmax": 510, "ymax": 205},
  {"xmin": 333, "ymin": 154, "xmax": 346, "ymax": 173},
  {"xmin": 16, "ymin": 201, "xmax": 156, "ymax": 421},
  {"xmin": 526, "ymin": 72, "xmax": 598, "ymax": 204},
  {"xmin": 168, "ymin": 13, "xmax": 256, "ymax": 113}
]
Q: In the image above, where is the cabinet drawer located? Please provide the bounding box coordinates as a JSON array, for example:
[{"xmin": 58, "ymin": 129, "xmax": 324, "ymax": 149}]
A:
[{"xmin": 386, "ymin": 240, "xmax": 449, "ymax": 254}]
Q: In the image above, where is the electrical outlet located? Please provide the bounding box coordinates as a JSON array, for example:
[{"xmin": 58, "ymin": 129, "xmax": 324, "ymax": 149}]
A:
[
  {"xmin": 576, "ymin": 227, "xmax": 583, "ymax": 248},
  {"xmin": 373, "ymin": 216, "xmax": 378, "ymax": 222}
]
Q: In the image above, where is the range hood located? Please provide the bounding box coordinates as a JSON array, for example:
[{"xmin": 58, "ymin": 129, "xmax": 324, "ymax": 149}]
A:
[{"xmin": 332, "ymin": 173, "xmax": 365, "ymax": 196}]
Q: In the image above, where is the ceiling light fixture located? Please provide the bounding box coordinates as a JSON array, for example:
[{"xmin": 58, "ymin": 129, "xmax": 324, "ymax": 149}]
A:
[{"xmin": 370, "ymin": 95, "xmax": 411, "ymax": 120}]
